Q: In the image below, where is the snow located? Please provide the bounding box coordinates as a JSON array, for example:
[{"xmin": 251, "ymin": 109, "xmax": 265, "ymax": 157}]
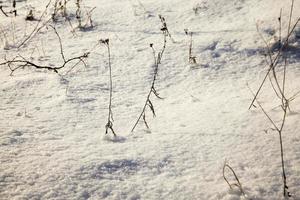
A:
[{"xmin": 0, "ymin": 0, "xmax": 300, "ymax": 199}]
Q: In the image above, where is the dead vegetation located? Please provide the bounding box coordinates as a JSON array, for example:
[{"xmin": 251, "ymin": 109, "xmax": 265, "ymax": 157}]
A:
[
  {"xmin": 246, "ymin": 0, "xmax": 299, "ymax": 197},
  {"xmin": 223, "ymin": 161, "xmax": 246, "ymax": 197},
  {"xmin": 184, "ymin": 29, "xmax": 197, "ymax": 64},
  {"xmin": 0, "ymin": 25, "xmax": 90, "ymax": 75},
  {"xmin": 131, "ymin": 15, "xmax": 172, "ymax": 132},
  {"xmin": 0, "ymin": 1, "xmax": 300, "ymax": 198},
  {"xmin": 100, "ymin": 38, "xmax": 117, "ymax": 137}
]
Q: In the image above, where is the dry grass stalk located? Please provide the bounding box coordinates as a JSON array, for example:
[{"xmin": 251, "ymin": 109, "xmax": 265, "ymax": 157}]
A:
[
  {"xmin": 100, "ymin": 38, "xmax": 117, "ymax": 137},
  {"xmin": 184, "ymin": 29, "xmax": 197, "ymax": 64},
  {"xmin": 223, "ymin": 161, "xmax": 245, "ymax": 196},
  {"xmin": 131, "ymin": 15, "xmax": 171, "ymax": 132}
]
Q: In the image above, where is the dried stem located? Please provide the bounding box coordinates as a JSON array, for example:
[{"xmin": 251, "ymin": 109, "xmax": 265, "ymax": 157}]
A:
[
  {"xmin": 75, "ymin": 0, "xmax": 82, "ymax": 28},
  {"xmin": 248, "ymin": 84, "xmax": 291, "ymax": 198},
  {"xmin": 18, "ymin": 0, "xmax": 53, "ymax": 49},
  {"xmin": 0, "ymin": 6, "xmax": 9, "ymax": 17},
  {"xmin": 223, "ymin": 161, "xmax": 245, "ymax": 196},
  {"xmin": 1, "ymin": 26, "xmax": 89, "ymax": 75},
  {"xmin": 131, "ymin": 15, "xmax": 170, "ymax": 132},
  {"xmin": 249, "ymin": 8, "xmax": 299, "ymax": 109},
  {"xmin": 100, "ymin": 39, "xmax": 116, "ymax": 137}
]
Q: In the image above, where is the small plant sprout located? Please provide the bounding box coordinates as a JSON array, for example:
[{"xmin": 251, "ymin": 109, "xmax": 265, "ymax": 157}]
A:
[{"xmin": 100, "ymin": 38, "xmax": 117, "ymax": 137}]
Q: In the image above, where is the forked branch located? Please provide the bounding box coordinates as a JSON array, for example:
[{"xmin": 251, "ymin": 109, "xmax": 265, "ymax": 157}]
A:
[
  {"xmin": 18, "ymin": 0, "xmax": 53, "ymax": 49},
  {"xmin": 249, "ymin": 3, "xmax": 300, "ymax": 110},
  {"xmin": 0, "ymin": 25, "xmax": 89, "ymax": 75}
]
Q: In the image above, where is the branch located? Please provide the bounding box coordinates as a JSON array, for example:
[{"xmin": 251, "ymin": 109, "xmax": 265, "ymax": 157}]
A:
[
  {"xmin": 1, "ymin": 53, "xmax": 89, "ymax": 75},
  {"xmin": 248, "ymin": 16, "xmax": 300, "ymax": 109},
  {"xmin": 1, "ymin": 24, "xmax": 89, "ymax": 75},
  {"xmin": 0, "ymin": 6, "xmax": 9, "ymax": 17}
]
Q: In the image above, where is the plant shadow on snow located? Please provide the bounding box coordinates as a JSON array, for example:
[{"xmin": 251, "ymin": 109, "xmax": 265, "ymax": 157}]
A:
[
  {"xmin": 78, "ymin": 24, "xmax": 97, "ymax": 33},
  {"xmin": 91, "ymin": 159, "xmax": 141, "ymax": 180},
  {"xmin": 262, "ymin": 27, "xmax": 300, "ymax": 63},
  {"xmin": 103, "ymin": 135, "xmax": 126, "ymax": 143},
  {"xmin": 270, "ymin": 41, "xmax": 300, "ymax": 63},
  {"xmin": 76, "ymin": 156, "xmax": 172, "ymax": 182},
  {"xmin": 0, "ymin": 130, "xmax": 26, "ymax": 146}
]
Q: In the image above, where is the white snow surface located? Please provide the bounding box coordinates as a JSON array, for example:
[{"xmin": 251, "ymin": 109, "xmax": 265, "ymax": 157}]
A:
[{"xmin": 1, "ymin": 0, "xmax": 300, "ymax": 199}]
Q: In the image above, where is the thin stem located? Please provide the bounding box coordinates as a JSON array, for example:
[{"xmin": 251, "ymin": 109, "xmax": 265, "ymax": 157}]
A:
[
  {"xmin": 131, "ymin": 17, "xmax": 169, "ymax": 132},
  {"xmin": 18, "ymin": 0, "xmax": 52, "ymax": 48},
  {"xmin": 100, "ymin": 39, "xmax": 116, "ymax": 137}
]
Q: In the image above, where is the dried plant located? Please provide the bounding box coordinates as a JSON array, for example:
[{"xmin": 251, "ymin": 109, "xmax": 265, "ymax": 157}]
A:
[
  {"xmin": 247, "ymin": 1, "xmax": 299, "ymax": 197},
  {"xmin": 184, "ymin": 29, "xmax": 197, "ymax": 64},
  {"xmin": 248, "ymin": 83, "xmax": 291, "ymax": 197},
  {"xmin": 52, "ymin": 0, "xmax": 68, "ymax": 21},
  {"xmin": 0, "ymin": 25, "xmax": 89, "ymax": 75},
  {"xmin": 100, "ymin": 38, "xmax": 117, "ymax": 137},
  {"xmin": 18, "ymin": 0, "xmax": 53, "ymax": 49},
  {"xmin": 75, "ymin": 0, "xmax": 82, "ymax": 28},
  {"xmin": 131, "ymin": 15, "xmax": 172, "ymax": 132},
  {"xmin": 249, "ymin": 7, "xmax": 299, "ymax": 110},
  {"xmin": 82, "ymin": 7, "xmax": 96, "ymax": 29},
  {"xmin": 223, "ymin": 161, "xmax": 245, "ymax": 196},
  {"xmin": 72, "ymin": 0, "xmax": 95, "ymax": 30}
]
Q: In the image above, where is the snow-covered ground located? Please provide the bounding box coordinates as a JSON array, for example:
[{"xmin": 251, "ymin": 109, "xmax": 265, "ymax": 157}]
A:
[{"xmin": 0, "ymin": 0, "xmax": 300, "ymax": 199}]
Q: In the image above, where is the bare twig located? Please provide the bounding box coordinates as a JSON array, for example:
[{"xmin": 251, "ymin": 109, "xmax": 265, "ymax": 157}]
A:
[
  {"xmin": 223, "ymin": 161, "xmax": 245, "ymax": 196},
  {"xmin": 18, "ymin": 0, "xmax": 53, "ymax": 49},
  {"xmin": 1, "ymin": 26, "xmax": 89, "ymax": 75},
  {"xmin": 0, "ymin": 6, "xmax": 9, "ymax": 17},
  {"xmin": 1, "ymin": 53, "xmax": 89, "ymax": 75},
  {"xmin": 247, "ymin": 83, "xmax": 291, "ymax": 198},
  {"xmin": 50, "ymin": 25, "xmax": 66, "ymax": 62},
  {"xmin": 248, "ymin": 6, "xmax": 300, "ymax": 109},
  {"xmin": 0, "ymin": 1, "xmax": 16, "ymax": 17}
]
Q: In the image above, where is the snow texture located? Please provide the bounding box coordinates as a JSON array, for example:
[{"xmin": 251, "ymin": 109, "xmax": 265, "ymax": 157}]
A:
[{"xmin": 0, "ymin": 0, "xmax": 300, "ymax": 199}]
